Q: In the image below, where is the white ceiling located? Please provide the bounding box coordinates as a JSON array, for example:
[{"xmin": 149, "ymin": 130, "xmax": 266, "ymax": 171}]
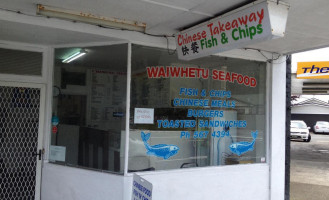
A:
[
  {"xmin": 0, "ymin": 20, "xmax": 119, "ymax": 45},
  {"xmin": 1, "ymin": 0, "xmax": 329, "ymax": 55},
  {"xmin": 0, "ymin": 0, "xmax": 254, "ymax": 34}
]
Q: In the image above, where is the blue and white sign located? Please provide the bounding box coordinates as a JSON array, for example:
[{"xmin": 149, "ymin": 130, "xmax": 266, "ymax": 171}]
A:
[
  {"xmin": 141, "ymin": 132, "xmax": 179, "ymax": 160},
  {"xmin": 113, "ymin": 112, "xmax": 124, "ymax": 117},
  {"xmin": 229, "ymin": 131, "xmax": 258, "ymax": 156},
  {"xmin": 132, "ymin": 174, "xmax": 152, "ymax": 200},
  {"xmin": 51, "ymin": 116, "xmax": 59, "ymax": 126}
]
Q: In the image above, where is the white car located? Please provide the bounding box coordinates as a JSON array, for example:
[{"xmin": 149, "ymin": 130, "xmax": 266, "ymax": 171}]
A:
[
  {"xmin": 290, "ymin": 120, "xmax": 311, "ymax": 142},
  {"xmin": 313, "ymin": 121, "xmax": 329, "ymax": 134}
]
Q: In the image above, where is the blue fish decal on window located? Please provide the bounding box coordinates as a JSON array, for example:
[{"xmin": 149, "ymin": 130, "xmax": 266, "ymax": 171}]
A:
[
  {"xmin": 229, "ymin": 131, "xmax": 258, "ymax": 156},
  {"xmin": 141, "ymin": 132, "xmax": 179, "ymax": 160}
]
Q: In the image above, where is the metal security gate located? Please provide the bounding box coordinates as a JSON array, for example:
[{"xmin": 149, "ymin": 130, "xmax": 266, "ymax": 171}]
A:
[{"xmin": 0, "ymin": 82, "xmax": 45, "ymax": 200}]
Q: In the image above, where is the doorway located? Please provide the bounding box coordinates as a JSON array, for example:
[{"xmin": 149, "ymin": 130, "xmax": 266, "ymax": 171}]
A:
[{"xmin": 0, "ymin": 82, "xmax": 45, "ymax": 200}]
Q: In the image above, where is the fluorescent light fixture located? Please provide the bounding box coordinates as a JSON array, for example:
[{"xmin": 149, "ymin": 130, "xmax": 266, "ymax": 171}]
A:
[
  {"xmin": 37, "ymin": 4, "xmax": 146, "ymax": 32},
  {"xmin": 62, "ymin": 50, "xmax": 87, "ymax": 63}
]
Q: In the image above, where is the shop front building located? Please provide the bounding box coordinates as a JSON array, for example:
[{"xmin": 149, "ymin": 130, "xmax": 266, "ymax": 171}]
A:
[
  {"xmin": 0, "ymin": 39, "xmax": 286, "ymax": 200},
  {"xmin": 0, "ymin": 1, "xmax": 293, "ymax": 200}
]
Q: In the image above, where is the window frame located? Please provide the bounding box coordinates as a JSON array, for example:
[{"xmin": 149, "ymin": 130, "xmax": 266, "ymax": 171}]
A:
[
  {"xmin": 125, "ymin": 43, "xmax": 271, "ymax": 175},
  {"xmin": 45, "ymin": 41, "xmax": 271, "ymax": 176},
  {"xmin": 46, "ymin": 41, "xmax": 130, "ymax": 175},
  {"xmin": 0, "ymin": 42, "xmax": 48, "ymax": 84}
]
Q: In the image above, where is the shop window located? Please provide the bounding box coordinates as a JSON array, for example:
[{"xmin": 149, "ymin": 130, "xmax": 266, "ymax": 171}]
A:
[
  {"xmin": 128, "ymin": 44, "xmax": 267, "ymax": 172},
  {"xmin": 0, "ymin": 48, "xmax": 42, "ymax": 75},
  {"xmin": 50, "ymin": 44, "xmax": 127, "ymax": 173}
]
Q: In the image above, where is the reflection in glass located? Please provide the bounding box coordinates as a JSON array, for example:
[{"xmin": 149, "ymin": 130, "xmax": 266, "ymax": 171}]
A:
[
  {"xmin": 0, "ymin": 48, "xmax": 42, "ymax": 75},
  {"xmin": 129, "ymin": 44, "xmax": 267, "ymax": 172},
  {"xmin": 51, "ymin": 44, "xmax": 127, "ymax": 173}
]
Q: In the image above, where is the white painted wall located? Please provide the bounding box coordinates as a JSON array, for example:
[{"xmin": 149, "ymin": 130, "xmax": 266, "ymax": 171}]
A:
[
  {"xmin": 42, "ymin": 162, "xmax": 269, "ymax": 200},
  {"xmin": 269, "ymin": 57, "xmax": 286, "ymax": 200},
  {"xmin": 41, "ymin": 163, "xmax": 125, "ymax": 200},
  {"xmin": 292, "ymin": 105, "xmax": 329, "ymax": 114},
  {"xmin": 127, "ymin": 164, "xmax": 269, "ymax": 200}
]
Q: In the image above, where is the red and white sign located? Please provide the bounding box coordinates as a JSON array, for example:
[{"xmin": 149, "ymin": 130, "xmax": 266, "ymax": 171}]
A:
[
  {"xmin": 146, "ymin": 66, "xmax": 257, "ymax": 87},
  {"xmin": 175, "ymin": 0, "xmax": 289, "ymax": 60},
  {"xmin": 52, "ymin": 126, "xmax": 58, "ymax": 134}
]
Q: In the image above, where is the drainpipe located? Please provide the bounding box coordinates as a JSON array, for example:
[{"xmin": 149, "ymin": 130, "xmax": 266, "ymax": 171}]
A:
[{"xmin": 285, "ymin": 54, "xmax": 292, "ymax": 200}]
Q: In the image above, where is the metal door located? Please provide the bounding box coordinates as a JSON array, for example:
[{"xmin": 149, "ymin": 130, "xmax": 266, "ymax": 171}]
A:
[{"xmin": 0, "ymin": 82, "xmax": 45, "ymax": 200}]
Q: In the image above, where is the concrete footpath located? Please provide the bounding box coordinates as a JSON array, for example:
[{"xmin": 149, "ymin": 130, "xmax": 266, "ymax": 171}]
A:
[{"xmin": 290, "ymin": 133, "xmax": 329, "ymax": 200}]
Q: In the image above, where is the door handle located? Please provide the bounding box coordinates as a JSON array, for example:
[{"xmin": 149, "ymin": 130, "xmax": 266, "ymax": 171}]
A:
[{"xmin": 33, "ymin": 149, "xmax": 44, "ymax": 160}]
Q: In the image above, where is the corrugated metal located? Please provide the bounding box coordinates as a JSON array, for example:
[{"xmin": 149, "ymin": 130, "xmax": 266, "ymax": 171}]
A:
[
  {"xmin": 0, "ymin": 48, "xmax": 42, "ymax": 76},
  {"xmin": 292, "ymin": 105, "xmax": 329, "ymax": 115}
]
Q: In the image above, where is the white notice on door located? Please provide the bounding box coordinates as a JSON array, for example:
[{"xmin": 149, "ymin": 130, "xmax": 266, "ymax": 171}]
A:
[
  {"xmin": 131, "ymin": 174, "xmax": 152, "ymax": 200},
  {"xmin": 49, "ymin": 145, "xmax": 66, "ymax": 162},
  {"xmin": 134, "ymin": 108, "xmax": 154, "ymax": 124}
]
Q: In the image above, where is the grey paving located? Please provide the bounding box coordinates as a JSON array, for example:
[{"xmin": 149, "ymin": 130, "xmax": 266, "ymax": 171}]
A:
[
  {"xmin": 290, "ymin": 132, "xmax": 329, "ymax": 200},
  {"xmin": 290, "ymin": 182, "xmax": 329, "ymax": 200}
]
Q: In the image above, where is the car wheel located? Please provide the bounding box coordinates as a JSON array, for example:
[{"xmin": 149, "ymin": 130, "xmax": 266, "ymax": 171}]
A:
[{"xmin": 305, "ymin": 135, "xmax": 311, "ymax": 142}]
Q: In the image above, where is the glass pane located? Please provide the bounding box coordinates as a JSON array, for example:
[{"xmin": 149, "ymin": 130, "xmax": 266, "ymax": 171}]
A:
[
  {"xmin": 0, "ymin": 48, "xmax": 42, "ymax": 76},
  {"xmin": 128, "ymin": 44, "xmax": 266, "ymax": 172},
  {"xmin": 50, "ymin": 44, "xmax": 127, "ymax": 174}
]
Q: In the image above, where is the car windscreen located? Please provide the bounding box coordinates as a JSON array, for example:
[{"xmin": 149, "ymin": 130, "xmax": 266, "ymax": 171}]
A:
[
  {"xmin": 291, "ymin": 121, "xmax": 307, "ymax": 129},
  {"xmin": 317, "ymin": 122, "xmax": 329, "ymax": 126}
]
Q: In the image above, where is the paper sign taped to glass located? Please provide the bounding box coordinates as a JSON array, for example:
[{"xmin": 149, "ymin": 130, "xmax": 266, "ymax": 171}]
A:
[
  {"xmin": 49, "ymin": 145, "xmax": 66, "ymax": 162},
  {"xmin": 134, "ymin": 108, "xmax": 154, "ymax": 124}
]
